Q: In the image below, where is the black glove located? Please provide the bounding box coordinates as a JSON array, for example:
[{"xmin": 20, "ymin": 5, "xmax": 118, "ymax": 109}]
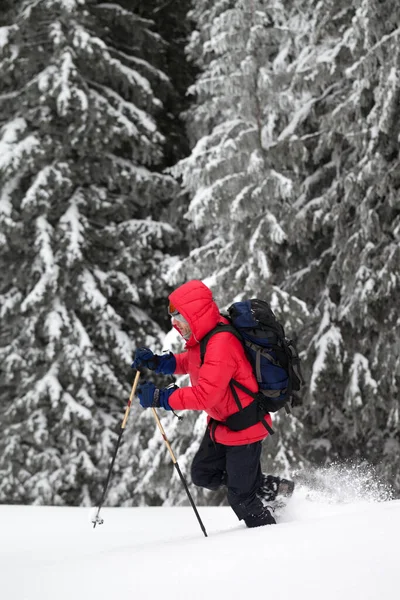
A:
[
  {"xmin": 137, "ymin": 382, "xmax": 178, "ymax": 410},
  {"xmin": 132, "ymin": 348, "xmax": 176, "ymax": 374}
]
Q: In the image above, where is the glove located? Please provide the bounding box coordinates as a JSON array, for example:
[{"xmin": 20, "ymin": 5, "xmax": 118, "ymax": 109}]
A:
[
  {"xmin": 137, "ymin": 381, "xmax": 178, "ymax": 410},
  {"xmin": 132, "ymin": 348, "xmax": 176, "ymax": 375}
]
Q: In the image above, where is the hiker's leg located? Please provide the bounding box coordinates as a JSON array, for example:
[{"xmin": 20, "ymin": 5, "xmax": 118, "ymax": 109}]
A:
[
  {"xmin": 191, "ymin": 428, "xmax": 227, "ymax": 491},
  {"xmin": 225, "ymin": 442, "xmax": 275, "ymax": 527}
]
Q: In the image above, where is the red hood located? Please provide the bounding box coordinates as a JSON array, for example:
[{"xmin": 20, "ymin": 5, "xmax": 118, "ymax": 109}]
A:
[{"xmin": 168, "ymin": 280, "xmax": 221, "ymax": 346}]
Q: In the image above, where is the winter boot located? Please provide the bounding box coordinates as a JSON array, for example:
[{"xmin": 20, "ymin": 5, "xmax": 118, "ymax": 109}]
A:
[
  {"xmin": 276, "ymin": 477, "xmax": 295, "ymax": 498},
  {"xmin": 245, "ymin": 505, "xmax": 276, "ymax": 528},
  {"xmin": 258, "ymin": 475, "xmax": 295, "ymax": 504}
]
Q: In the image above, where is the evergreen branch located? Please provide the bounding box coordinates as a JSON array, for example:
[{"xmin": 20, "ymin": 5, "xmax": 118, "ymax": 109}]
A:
[
  {"xmin": 108, "ymin": 47, "xmax": 170, "ymax": 84},
  {"xmin": 95, "ymin": 3, "xmax": 154, "ymax": 29},
  {"xmin": 0, "ymin": 90, "xmax": 21, "ymax": 101},
  {"xmin": 345, "ymin": 27, "xmax": 400, "ymax": 78}
]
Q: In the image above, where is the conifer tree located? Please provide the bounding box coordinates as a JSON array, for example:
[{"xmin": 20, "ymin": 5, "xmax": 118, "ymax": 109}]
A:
[
  {"xmin": 166, "ymin": 0, "xmax": 400, "ymax": 498},
  {"xmin": 0, "ymin": 0, "xmax": 180, "ymax": 505},
  {"xmin": 162, "ymin": 0, "xmax": 311, "ymax": 501},
  {"xmin": 279, "ymin": 0, "xmax": 400, "ymax": 488}
]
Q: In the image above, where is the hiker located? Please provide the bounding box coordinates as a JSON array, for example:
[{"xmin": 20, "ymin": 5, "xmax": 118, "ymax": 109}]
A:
[{"xmin": 133, "ymin": 279, "xmax": 294, "ymax": 527}]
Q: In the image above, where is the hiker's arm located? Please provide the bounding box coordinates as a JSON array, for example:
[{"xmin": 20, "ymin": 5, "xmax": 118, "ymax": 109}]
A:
[
  {"xmin": 169, "ymin": 334, "xmax": 236, "ymax": 411},
  {"xmin": 173, "ymin": 351, "xmax": 189, "ymax": 375}
]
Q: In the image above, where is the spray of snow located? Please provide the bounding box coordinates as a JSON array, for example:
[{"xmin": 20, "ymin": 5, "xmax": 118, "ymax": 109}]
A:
[{"xmin": 293, "ymin": 462, "xmax": 394, "ymax": 505}]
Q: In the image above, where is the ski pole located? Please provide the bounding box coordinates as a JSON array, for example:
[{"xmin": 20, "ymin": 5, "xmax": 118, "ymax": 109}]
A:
[
  {"xmin": 151, "ymin": 407, "xmax": 208, "ymax": 538},
  {"xmin": 92, "ymin": 370, "xmax": 141, "ymax": 528}
]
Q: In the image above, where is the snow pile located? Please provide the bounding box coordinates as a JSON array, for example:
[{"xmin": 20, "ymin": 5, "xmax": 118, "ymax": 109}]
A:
[{"xmin": 1, "ymin": 469, "xmax": 398, "ymax": 600}]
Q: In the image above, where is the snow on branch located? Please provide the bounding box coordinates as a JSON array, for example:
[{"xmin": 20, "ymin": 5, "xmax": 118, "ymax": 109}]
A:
[
  {"xmin": 0, "ymin": 25, "xmax": 18, "ymax": 50},
  {"xmin": 269, "ymin": 286, "xmax": 310, "ymax": 325},
  {"xmin": 108, "ymin": 321, "xmax": 134, "ymax": 365},
  {"xmin": 266, "ymin": 169, "xmax": 293, "ymax": 200},
  {"xmin": 230, "ymin": 184, "xmax": 255, "ymax": 217},
  {"xmin": 0, "ymin": 119, "xmax": 42, "ymax": 177},
  {"xmin": 310, "ymin": 323, "xmax": 343, "ymax": 395},
  {"xmin": 89, "ymin": 82, "xmax": 158, "ymax": 136},
  {"xmin": 21, "ymin": 216, "xmax": 59, "ymax": 313},
  {"xmin": 248, "ymin": 214, "xmax": 286, "ymax": 258},
  {"xmin": 57, "ymin": 50, "xmax": 76, "ymax": 116},
  {"xmin": 114, "ymin": 51, "xmax": 170, "ymax": 84},
  {"xmin": 78, "ymin": 268, "xmax": 114, "ymax": 313},
  {"xmin": 111, "ymin": 218, "xmax": 174, "ymax": 244},
  {"xmin": 0, "ymin": 288, "xmax": 22, "ymax": 320},
  {"xmin": 0, "ymin": 175, "xmax": 20, "ymax": 216},
  {"xmin": 44, "ymin": 0, "xmax": 85, "ymax": 12},
  {"xmin": 21, "ymin": 163, "xmax": 72, "ymax": 214},
  {"xmin": 96, "ymin": 3, "xmax": 155, "ymax": 30},
  {"xmin": 63, "ymin": 392, "xmax": 92, "ymax": 422},
  {"xmin": 72, "ymin": 24, "xmax": 156, "ymax": 107},
  {"xmin": 21, "ymin": 364, "xmax": 62, "ymax": 410},
  {"xmin": 90, "ymin": 89, "xmax": 139, "ymax": 139},
  {"xmin": 0, "ymin": 134, "xmax": 41, "ymax": 176},
  {"xmin": 96, "ymin": 268, "xmax": 140, "ymax": 304},
  {"xmin": 345, "ymin": 27, "xmax": 400, "ymax": 78},
  {"xmin": 377, "ymin": 67, "xmax": 400, "ymax": 135},
  {"xmin": 59, "ymin": 189, "xmax": 87, "ymax": 268},
  {"xmin": 278, "ymin": 85, "xmax": 339, "ymax": 141},
  {"xmin": 44, "ymin": 300, "xmax": 65, "ymax": 360},
  {"xmin": 345, "ymin": 353, "xmax": 378, "ymax": 409}
]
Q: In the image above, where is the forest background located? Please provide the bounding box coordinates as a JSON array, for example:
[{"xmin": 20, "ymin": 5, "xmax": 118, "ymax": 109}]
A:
[{"xmin": 0, "ymin": 0, "xmax": 399, "ymax": 508}]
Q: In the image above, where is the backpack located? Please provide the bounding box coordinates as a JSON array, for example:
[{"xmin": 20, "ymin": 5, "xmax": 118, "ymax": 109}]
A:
[{"xmin": 200, "ymin": 299, "xmax": 304, "ymax": 435}]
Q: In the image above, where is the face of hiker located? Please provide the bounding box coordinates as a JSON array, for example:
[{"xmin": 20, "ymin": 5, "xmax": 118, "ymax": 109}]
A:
[
  {"xmin": 169, "ymin": 301, "xmax": 192, "ymax": 341},
  {"xmin": 172, "ymin": 317, "xmax": 191, "ymax": 340}
]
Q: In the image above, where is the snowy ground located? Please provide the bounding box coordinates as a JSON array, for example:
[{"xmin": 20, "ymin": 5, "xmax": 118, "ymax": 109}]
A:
[{"xmin": 1, "ymin": 483, "xmax": 398, "ymax": 600}]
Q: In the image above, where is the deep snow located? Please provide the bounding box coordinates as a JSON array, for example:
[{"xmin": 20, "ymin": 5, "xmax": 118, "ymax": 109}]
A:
[{"xmin": 1, "ymin": 483, "xmax": 398, "ymax": 600}]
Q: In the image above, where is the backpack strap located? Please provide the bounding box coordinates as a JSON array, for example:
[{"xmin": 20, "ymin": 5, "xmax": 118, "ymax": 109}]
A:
[
  {"xmin": 227, "ymin": 381, "xmax": 274, "ymax": 435},
  {"xmin": 200, "ymin": 324, "xmax": 275, "ymax": 435},
  {"xmin": 200, "ymin": 323, "xmax": 242, "ymax": 365}
]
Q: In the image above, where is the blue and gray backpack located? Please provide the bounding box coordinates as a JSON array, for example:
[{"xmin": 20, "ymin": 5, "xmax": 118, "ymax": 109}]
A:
[{"xmin": 200, "ymin": 299, "xmax": 304, "ymax": 434}]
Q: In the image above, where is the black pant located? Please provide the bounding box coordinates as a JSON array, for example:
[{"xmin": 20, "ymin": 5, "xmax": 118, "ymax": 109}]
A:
[{"xmin": 191, "ymin": 428, "xmax": 265, "ymax": 524}]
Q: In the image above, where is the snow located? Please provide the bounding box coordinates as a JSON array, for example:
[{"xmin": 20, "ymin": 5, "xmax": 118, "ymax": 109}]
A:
[
  {"xmin": 44, "ymin": 302, "xmax": 64, "ymax": 356},
  {"xmin": 21, "ymin": 165, "xmax": 53, "ymax": 210},
  {"xmin": 278, "ymin": 95, "xmax": 316, "ymax": 140},
  {"xmin": 0, "ymin": 25, "xmax": 16, "ymax": 49},
  {"xmin": 0, "ymin": 118, "xmax": 27, "ymax": 163},
  {"xmin": 63, "ymin": 392, "xmax": 92, "ymax": 421},
  {"xmin": 47, "ymin": 0, "xmax": 85, "ymax": 11},
  {"xmin": 2, "ymin": 489, "xmax": 399, "ymax": 600},
  {"xmin": 56, "ymin": 50, "xmax": 74, "ymax": 116},
  {"xmin": 59, "ymin": 195, "xmax": 86, "ymax": 266},
  {"xmin": 310, "ymin": 324, "xmax": 343, "ymax": 394},
  {"xmin": 21, "ymin": 217, "xmax": 59, "ymax": 312},
  {"xmin": 0, "ymin": 175, "xmax": 21, "ymax": 218},
  {"xmin": 94, "ymin": 83, "xmax": 157, "ymax": 134},
  {"xmin": 0, "ymin": 134, "xmax": 40, "ymax": 174},
  {"xmin": 346, "ymin": 352, "xmax": 378, "ymax": 408},
  {"xmin": 79, "ymin": 269, "xmax": 109, "ymax": 310},
  {"xmin": 345, "ymin": 27, "xmax": 400, "ymax": 78}
]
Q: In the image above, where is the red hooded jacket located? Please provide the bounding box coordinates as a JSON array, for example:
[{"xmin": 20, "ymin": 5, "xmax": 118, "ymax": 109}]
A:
[{"xmin": 168, "ymin": 280, "xmax": 272, "ymax": 445}]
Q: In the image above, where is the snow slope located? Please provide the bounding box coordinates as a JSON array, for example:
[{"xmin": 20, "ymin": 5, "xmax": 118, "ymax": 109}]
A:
[{"xmin": 1, "ymin": 487, "xmax": 398, "ymax": 600}]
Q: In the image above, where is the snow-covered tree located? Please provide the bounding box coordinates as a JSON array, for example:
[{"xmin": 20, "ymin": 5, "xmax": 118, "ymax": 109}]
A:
[
  {"xmin": 161, "ymin": 0, "xmax": 400, "ymax": 500},
  {"xmin": 0, "ymin": 0, "xmax": 181, "ymax": 505},
  {"xmin": 281, "ymin": 0, "xmax": 400, "ymax": 488},
  {"xmin": 171, "ymin": 2, "xmax": 296, "ymax": 294},
  {"xmin": 153, "ymin": 0, "xmax": 313, "ymax": 502}
]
